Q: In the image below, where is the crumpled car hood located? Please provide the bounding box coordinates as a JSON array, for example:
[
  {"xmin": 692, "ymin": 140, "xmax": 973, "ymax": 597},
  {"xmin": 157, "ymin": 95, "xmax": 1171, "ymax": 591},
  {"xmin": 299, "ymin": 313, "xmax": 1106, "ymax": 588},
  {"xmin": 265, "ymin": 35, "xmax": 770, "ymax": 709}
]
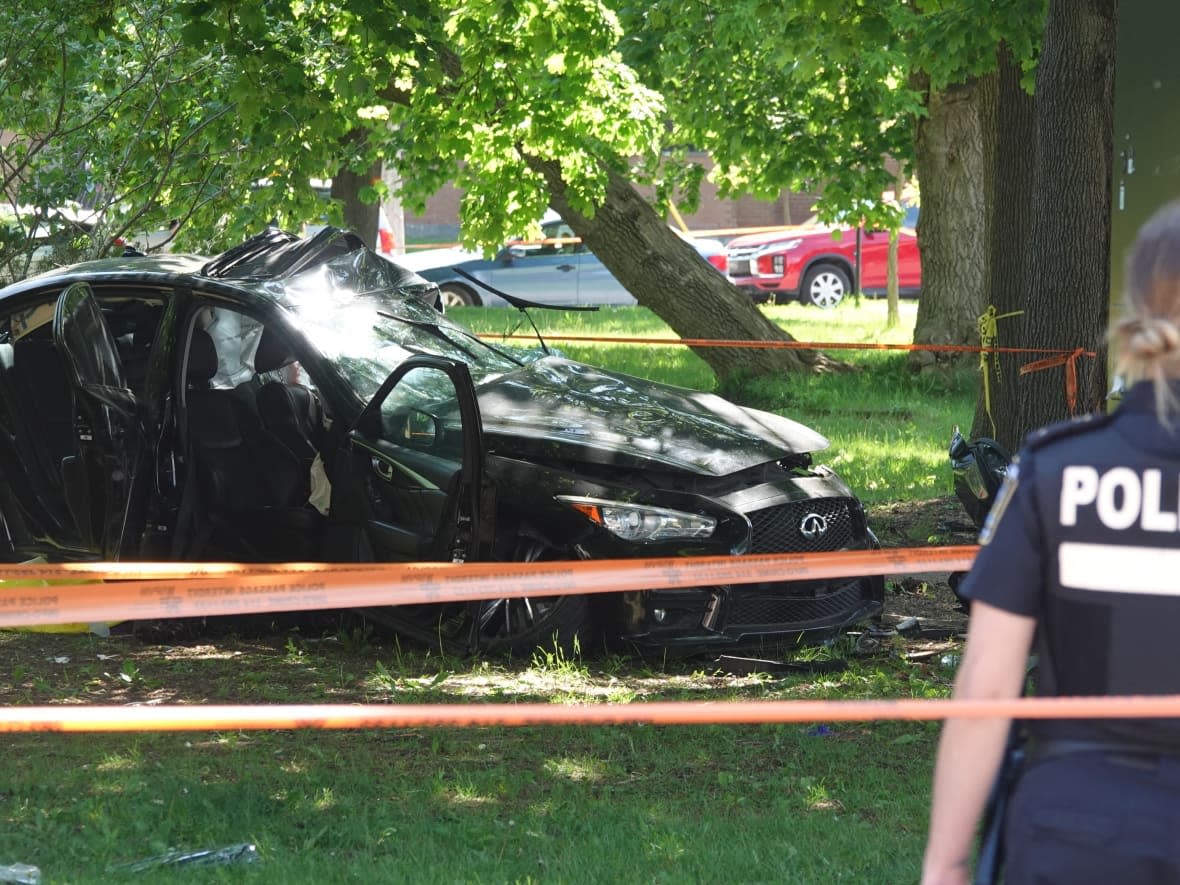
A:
[{"xmin": 474, "ymin": 356, "xmax": 828, "ymax": 476}]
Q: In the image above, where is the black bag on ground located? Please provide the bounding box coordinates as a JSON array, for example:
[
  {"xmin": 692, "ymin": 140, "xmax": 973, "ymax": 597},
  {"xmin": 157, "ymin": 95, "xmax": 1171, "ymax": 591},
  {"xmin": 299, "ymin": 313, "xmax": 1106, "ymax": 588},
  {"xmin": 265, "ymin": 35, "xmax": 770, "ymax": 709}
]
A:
[
  {"xmin": 949, "ymin": 428, "xmax": 1012, "ymax": 531},
  {"xmin": 948, "ymin": 429, "xmax": 1013, "ymax": 610}
]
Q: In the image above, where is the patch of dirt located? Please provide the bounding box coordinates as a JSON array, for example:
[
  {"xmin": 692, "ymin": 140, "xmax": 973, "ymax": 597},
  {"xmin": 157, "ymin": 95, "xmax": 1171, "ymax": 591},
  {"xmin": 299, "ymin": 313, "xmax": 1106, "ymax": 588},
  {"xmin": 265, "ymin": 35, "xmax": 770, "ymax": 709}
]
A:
[{"xmin": 867, "ymin": 494, "xmax": 976, "ymax": 636}]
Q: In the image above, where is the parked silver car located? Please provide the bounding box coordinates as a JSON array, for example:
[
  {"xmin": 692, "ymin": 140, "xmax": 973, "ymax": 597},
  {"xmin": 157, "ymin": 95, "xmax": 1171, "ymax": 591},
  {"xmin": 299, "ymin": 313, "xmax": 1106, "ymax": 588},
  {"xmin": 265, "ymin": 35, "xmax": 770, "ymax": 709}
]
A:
[{"xmin": 402, "ymin": 218, "xmax": 727, "ymax": 309}]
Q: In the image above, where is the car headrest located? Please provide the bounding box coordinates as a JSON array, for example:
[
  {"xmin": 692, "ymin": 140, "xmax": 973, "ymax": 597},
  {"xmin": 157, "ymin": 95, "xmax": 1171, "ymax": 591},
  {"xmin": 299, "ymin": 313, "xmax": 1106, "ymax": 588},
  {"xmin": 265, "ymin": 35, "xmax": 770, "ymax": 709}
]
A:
[
  {"xmin": 255, "ymin": 325, "xmax": 295, "ymax": 374},
  {"xmin": 187, "ymin": 328, "xmax": 218, "ymax": 384}
]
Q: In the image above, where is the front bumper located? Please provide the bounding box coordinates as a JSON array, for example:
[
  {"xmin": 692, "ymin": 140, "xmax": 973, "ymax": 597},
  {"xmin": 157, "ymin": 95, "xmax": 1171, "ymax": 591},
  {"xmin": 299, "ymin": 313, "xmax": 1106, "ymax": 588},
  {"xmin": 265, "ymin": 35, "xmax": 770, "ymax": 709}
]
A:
[
  {"xmin": 603, "ymin": 488, "xmax": 886, "ymax": 651},
  {"xmin": 610, "ymin": 574, "xmax": 884, "ymax": 651}
]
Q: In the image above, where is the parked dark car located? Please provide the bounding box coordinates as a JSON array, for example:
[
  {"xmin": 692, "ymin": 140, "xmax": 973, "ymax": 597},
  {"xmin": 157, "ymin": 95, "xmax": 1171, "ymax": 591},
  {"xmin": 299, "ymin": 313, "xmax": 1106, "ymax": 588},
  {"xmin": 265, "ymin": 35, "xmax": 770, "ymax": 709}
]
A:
[{"xmin": 0, "ymin": 226, "xmax": 883, "ymax": 655}]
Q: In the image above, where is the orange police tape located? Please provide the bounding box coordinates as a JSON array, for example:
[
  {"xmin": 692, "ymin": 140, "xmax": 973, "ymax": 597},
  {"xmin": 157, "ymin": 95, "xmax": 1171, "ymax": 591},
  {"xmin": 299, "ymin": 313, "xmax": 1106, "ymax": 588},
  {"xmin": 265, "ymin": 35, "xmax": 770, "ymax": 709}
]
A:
[
  {"xmin": 0, "ymin": 546, "xmax": 978, "ymax": 628},
  {"xmin": 488, "ymin": 333, "xmax": 1092, "ymax": 359},
  {"xmin": 492, "ymin": 333, "xmax": 1098, "ymax": 416},
  {"xmin": 7, "ymin": 546, "xmax": 1180, "ymax": 734},
  {"xmin": 6, "ymin": 696, "xmax": 1180, "ymax": 734}
]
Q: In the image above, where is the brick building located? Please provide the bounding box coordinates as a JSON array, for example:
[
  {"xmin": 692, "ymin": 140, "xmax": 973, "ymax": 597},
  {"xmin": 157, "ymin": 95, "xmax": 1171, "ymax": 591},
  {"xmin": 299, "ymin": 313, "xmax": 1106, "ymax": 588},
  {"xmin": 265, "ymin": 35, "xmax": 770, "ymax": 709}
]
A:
[{"xmin": 401, "ymin": 152, "xmax": 820, "ymax": 243}]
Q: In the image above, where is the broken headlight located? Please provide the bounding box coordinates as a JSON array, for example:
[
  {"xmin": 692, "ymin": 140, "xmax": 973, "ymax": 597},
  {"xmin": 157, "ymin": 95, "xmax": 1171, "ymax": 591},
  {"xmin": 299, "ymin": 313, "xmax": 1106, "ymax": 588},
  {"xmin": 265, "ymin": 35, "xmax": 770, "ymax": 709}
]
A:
[{"xmin": 557, "ymin": 496, "xmax": 717, "ymax": 542}]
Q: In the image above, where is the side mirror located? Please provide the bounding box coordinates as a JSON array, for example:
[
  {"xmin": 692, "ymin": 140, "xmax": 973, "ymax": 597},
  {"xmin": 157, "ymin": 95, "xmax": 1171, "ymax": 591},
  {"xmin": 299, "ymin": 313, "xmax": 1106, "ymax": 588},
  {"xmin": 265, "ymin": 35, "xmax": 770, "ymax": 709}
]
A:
[
  {"xmin": 385, "ymin": 407, "xmax": 441, "ymax": 451},
  {"xmin": 402, "ymin": 408, "xmax": 440, "ymax": 450}
]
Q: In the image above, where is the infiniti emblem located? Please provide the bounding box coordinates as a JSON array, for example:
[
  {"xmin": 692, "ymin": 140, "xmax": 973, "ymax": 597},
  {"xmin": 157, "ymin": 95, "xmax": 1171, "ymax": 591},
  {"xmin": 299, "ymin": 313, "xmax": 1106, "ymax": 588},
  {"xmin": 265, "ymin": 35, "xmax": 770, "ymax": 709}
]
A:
[{"xmin": 799, "ymin": 512, "xmax": 829, "ymax": 540}]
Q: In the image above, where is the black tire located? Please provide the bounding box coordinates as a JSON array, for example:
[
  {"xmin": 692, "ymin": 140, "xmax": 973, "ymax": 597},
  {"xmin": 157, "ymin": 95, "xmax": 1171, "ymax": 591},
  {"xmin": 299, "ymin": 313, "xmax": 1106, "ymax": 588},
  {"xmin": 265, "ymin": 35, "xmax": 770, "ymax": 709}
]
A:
[
  {"xmin": 369, "ymin": 538, "xmax": 590, "ymax": 657},
  {"xmin": 439, "ymin": 283, "xmax": 476, "ymax": 309},
  {"xmin": 801, "ymin": 263, "xmax": 851, "ymax": 309},
  {"xmin": 474, "ymin": 538, "xmax": 591, "ymax": 657}
]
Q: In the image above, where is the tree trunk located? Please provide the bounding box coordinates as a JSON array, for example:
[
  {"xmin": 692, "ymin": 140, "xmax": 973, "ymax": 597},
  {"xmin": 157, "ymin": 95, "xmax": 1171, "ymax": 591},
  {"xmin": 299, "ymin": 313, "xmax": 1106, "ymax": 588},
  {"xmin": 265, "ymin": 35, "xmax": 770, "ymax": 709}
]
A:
[
  {"xmin": 887, "ymin": 228, "xmax": 900, "ymax": 326},
  {"xmin": 1016, "ymin": 0, "xmax": 1116, "ymax": 439},
  {"xmin": 909, "ymin": 78, "xmax": 988, "ymax": 371},
  {"xmin": 886, "ymin": 166, "xmax": 906, "ymax": 329},
  {"xmin": 972, "ymin": 44, "xmax": 1036, "ymax": 451},
  {"xmin": 331, "ymin": 156, "xmax": 382, "ymax": 249},
  {"xmin": 530, "ymin": 160, "xmax": 842, "ymax": 391}
]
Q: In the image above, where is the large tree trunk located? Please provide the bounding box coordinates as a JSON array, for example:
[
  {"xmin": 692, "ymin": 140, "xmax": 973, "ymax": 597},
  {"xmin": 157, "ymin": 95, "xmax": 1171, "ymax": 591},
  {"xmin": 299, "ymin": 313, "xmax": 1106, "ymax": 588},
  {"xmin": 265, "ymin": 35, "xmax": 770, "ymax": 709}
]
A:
[
  {"xmin": 1016, "ymin": 0, "xmax": 1116, "ymax": 440},
  {"xmin": 972, "ymin": 44, "xmax": 1036, "ymax": 451},
  {"xmin": 909, "ymin": 79, "xmax": 988, "ymax": 370},
  {"xmin": 331, "ymin": 153, "xmax": 382, "ymax": 249},
  {"xmin": 531, "ymin": 161, "xmax": 841, "ymax": 391}
]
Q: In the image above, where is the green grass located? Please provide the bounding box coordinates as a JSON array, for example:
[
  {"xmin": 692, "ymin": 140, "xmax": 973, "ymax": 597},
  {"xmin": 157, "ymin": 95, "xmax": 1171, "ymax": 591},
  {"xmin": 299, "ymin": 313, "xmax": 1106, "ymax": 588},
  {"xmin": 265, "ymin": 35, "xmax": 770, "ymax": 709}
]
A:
[
  {"xmin": 0, "ymin": 298, "xmax": 970, "ymax": 883},
  {"xmin": 0, "ymin": 630, "xmax": 948, "ymax": 884},
  {"xmin": 454, "ymin": 299, "xmax": 977, "ymax": 505}
]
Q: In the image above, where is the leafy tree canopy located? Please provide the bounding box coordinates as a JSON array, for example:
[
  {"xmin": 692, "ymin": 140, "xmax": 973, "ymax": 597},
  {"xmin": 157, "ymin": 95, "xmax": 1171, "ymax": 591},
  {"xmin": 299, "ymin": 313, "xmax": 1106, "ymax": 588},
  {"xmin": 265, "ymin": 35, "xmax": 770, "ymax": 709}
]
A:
[
  {"xmin": 4, "ymin": 0, "xmax": 1043, "ymax": 265},
  {"xmin": 1, "ymin": 0, "xmax": 313, "ymax": 264},
  {"xmin": 618, "ymin": 0, "xmax": 1044, "ymax": 231},
  {"xmin": 178, "ymin": 0, "xmax": 670, "ymax": 252}
]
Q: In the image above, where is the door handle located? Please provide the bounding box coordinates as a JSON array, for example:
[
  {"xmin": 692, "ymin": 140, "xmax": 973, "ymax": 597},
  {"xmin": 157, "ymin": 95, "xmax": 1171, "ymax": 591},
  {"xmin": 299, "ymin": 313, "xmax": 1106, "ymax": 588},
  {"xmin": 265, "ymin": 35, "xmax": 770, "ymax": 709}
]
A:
[
  {"xmin": 556, "ymin": 264, "xmax": 576, "ymax": 273},
  {"xmin": 371, "ymin": 458, "xmax": 394, "ymax": 481}
]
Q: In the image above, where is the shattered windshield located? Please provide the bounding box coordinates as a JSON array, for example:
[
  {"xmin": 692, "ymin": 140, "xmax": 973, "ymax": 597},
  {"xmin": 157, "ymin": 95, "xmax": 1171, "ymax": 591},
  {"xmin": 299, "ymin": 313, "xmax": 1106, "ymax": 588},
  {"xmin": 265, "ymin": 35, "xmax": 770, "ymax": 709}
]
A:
[{"xmin": 270, "ymin": 248, "xmax": 523, "ymax": 402}]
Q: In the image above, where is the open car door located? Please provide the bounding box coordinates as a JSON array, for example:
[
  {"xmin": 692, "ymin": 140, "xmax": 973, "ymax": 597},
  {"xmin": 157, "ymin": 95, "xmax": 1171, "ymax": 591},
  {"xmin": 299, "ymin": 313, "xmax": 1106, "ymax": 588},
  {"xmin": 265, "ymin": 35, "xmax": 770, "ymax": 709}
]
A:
[
  {"xmin": 53, "ymin": 282, "xmax": 139, "ymax": 557},
  {"xmin": 328, "ymin": 355, "xmax": 484, "ymax": 566},
  {"xmin": 327, "ymin": 355, "xmax": 486, "ymax": 651}
]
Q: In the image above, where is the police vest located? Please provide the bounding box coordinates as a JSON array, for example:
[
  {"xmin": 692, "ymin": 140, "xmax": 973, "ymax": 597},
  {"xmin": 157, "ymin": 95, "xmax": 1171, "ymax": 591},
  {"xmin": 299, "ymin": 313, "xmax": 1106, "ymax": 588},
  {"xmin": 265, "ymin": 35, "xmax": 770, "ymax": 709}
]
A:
[{"xmin": 1028, "ymin": 412, "xmax": 1180, "ymax": 749}]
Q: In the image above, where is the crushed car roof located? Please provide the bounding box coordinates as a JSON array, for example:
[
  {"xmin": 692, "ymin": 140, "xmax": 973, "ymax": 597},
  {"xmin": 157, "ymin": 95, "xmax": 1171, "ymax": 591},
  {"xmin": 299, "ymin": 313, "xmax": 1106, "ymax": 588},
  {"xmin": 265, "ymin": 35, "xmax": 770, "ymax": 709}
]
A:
[{"xmin": 0, "ymin": 226, "xmax": 433, "ymax": 304}]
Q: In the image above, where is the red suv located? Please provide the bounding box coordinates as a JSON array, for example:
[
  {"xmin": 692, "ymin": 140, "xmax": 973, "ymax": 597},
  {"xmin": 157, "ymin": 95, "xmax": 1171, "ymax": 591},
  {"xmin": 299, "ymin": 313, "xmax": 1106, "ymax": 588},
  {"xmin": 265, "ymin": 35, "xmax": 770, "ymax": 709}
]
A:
[{"xmin": 726, "ymin": 205, "xmax": 920, "ymax": 308}]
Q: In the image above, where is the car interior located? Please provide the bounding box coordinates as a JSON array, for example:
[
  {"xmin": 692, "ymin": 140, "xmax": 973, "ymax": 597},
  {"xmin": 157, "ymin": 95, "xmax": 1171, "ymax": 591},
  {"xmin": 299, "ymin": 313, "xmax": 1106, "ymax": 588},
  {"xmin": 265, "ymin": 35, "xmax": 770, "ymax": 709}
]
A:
[
  {"xmin": 0, "ymin": 292, "xmax": 183, "ymax": 550},
  {"xmin": 0, "ymin": 309, "xmax": 77, "ymax": 537},
  {"xmin": 106, "ymin": 297, "xmax": 165, "ymax": 394},
  {"xmin": 177, "ymin": 314, "xmax": 327, "ymax": 561},
  {"xmin": 0, "ymin": 284, "xmax": 464, "ymax": 567}
]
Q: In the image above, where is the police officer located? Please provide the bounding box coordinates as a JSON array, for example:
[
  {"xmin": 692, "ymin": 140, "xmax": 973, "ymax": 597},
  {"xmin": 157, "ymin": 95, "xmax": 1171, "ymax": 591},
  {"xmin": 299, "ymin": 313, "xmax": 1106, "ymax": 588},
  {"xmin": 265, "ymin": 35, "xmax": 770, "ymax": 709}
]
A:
[{"xmin": 922, "ymin": 198, "xmax": 1180, "ymax": 885}]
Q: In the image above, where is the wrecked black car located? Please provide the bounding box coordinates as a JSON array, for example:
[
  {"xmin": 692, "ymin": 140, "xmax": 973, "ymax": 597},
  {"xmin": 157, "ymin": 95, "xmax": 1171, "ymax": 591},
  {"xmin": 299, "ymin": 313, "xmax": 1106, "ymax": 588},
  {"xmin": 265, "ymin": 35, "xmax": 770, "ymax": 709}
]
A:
[{"xmin": 0, "ymin": 227, "xmax": 883, "ymax": 655}]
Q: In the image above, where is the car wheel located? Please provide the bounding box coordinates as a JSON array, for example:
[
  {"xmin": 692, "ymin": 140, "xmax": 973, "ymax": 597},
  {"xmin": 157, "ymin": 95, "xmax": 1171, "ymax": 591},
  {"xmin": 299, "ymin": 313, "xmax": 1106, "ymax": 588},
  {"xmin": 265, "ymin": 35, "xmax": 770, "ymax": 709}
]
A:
[
  {"xmin": 439, "ymin": 283, "xmax": 476, "ymax": 308},
  {"xmin": 474, "ymin": 538, "xmax": 591, "ymax": 657},
  {"xmin": 802, "ymin": 264, "xmax": 850, "ymax": 309}
]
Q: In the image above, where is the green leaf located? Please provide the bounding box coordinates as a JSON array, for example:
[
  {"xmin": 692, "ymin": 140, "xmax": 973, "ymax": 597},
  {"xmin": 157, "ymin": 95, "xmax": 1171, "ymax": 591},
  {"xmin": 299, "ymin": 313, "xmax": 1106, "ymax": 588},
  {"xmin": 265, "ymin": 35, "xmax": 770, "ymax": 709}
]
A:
[{"xmin": 180, "ymin": 17, "xmax": 221, "ymax": 46}]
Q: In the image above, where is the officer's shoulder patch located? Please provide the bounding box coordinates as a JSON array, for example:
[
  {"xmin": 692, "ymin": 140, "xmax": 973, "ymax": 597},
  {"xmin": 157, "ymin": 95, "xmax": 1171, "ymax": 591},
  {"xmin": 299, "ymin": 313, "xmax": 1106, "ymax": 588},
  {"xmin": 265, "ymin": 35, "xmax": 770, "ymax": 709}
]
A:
[
  {"xmin": 1024, "ymin": 411, "xmax": 1115, "ymax": 453},
  {"xmin": 978, "ymin": 461, "xmax": 1018, "ymax": 545}
]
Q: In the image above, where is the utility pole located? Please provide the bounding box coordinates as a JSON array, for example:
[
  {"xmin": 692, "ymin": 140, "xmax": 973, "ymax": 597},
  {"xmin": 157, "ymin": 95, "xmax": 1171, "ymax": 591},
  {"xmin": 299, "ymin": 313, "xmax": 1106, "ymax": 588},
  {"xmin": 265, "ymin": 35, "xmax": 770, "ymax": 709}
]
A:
[{"xmin": 381, "ymin": 162, "xmax": 406, "ymax": 256}]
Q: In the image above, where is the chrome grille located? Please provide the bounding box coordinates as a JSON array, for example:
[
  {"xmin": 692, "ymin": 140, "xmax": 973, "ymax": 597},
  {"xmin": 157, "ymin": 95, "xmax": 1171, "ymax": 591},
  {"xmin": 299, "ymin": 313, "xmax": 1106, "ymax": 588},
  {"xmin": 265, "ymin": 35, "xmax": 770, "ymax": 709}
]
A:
[
  {"xmin": 726, "ymin": 244, "xmax": 764, "ymax": 278},
  {"xmin": 747, "ymin": 498, "xmax": 856, "ymax": 554}
]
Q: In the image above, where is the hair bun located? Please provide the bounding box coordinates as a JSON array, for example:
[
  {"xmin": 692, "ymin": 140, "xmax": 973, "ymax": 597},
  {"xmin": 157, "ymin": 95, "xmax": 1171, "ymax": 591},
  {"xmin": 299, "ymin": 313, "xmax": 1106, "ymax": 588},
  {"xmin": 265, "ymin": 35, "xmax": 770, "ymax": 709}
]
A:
[{"xmin": 1124, "ymin": 316, "xmax": 1180, "ymax": 360}]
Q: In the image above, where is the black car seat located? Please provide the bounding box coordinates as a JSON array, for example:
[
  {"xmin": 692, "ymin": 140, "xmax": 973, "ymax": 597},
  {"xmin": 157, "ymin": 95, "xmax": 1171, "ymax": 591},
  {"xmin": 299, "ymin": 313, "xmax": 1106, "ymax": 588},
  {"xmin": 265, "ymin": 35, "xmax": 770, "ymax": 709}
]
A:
[
  {"xmin": 253, "ymin": 325, "xmax": 321, "ymax": 474},
  {"xmin": 257, "ymin": 381, "xmax": 319, "ymax": 471},
  {"xmin": 182, "ymin": 327, "xmax": 320, "ymax": 560}
]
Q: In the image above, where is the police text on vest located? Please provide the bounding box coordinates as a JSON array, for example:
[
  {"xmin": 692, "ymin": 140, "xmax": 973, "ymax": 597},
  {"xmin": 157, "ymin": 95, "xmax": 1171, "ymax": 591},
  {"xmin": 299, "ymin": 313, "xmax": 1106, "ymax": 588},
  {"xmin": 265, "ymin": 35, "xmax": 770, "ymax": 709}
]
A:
[{"xmin": 1060, "ymin": 466, "xmax": 1179, "ymax": 531}]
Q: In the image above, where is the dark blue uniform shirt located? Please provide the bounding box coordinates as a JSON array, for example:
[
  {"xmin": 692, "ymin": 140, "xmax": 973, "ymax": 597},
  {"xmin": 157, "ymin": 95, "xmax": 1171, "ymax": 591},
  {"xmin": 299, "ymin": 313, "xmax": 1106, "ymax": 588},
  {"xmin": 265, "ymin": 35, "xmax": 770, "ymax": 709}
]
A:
[{"xmin": 960, "ymin": 380, "xmax": 1180, "ymax": 748}]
